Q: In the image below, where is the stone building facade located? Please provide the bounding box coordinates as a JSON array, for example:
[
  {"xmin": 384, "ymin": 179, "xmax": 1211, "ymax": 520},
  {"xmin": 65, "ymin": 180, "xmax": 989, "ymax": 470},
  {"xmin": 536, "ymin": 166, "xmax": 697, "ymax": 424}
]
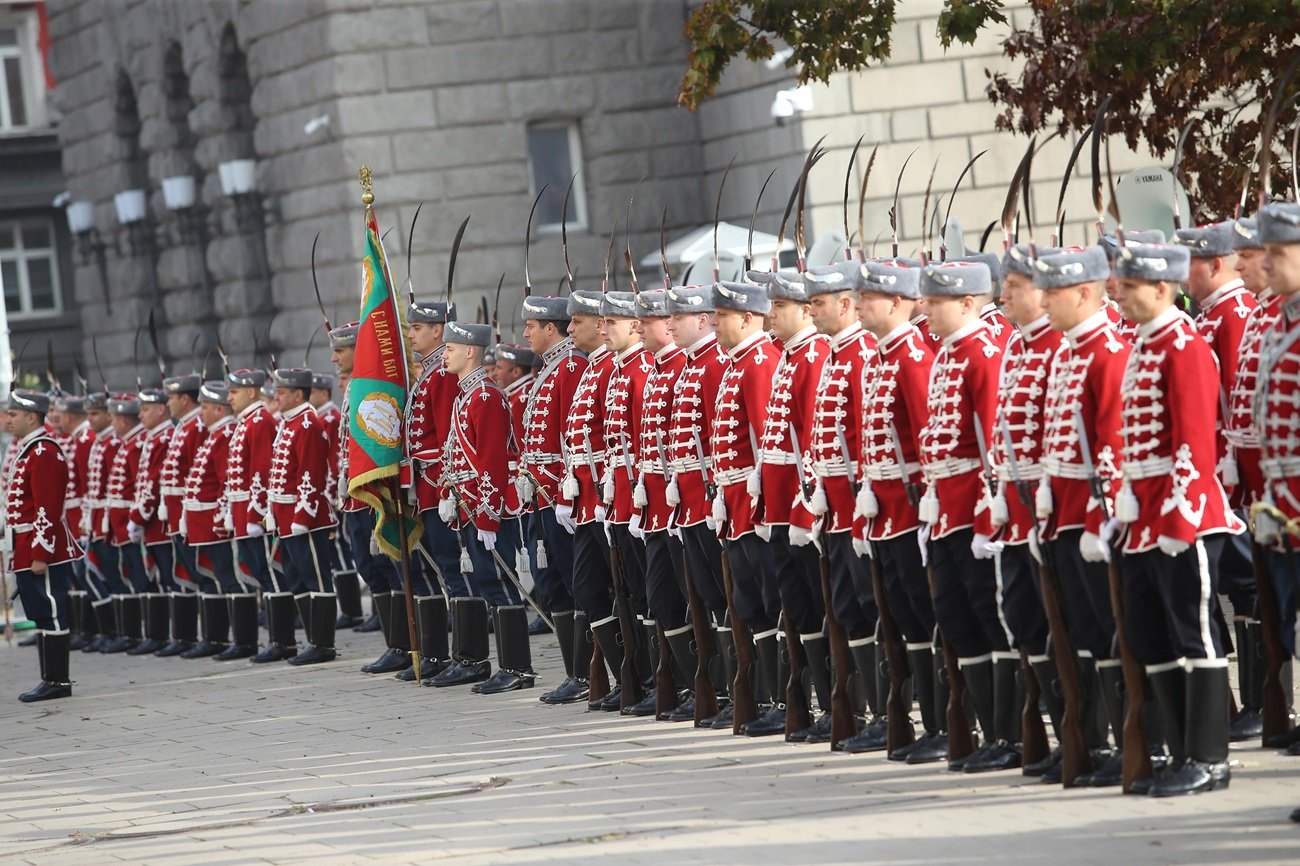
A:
[{"xmin": 45, "ymin": 0, "xmax": 1167, "ymax": 387}]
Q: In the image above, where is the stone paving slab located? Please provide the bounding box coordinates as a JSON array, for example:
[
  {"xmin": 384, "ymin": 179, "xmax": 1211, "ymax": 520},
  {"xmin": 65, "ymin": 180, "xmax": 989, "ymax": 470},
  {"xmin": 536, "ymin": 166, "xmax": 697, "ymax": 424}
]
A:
[{"xmin": 0, "ymin": 626, "xmax": 1296, "ymax": 865}]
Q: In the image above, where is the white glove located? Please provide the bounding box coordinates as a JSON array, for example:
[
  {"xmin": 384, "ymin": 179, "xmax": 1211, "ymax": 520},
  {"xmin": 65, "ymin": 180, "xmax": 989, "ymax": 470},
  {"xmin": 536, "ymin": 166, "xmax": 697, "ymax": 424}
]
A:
[
  {"xmin": 438, "ymin": 496, "xmax": 456, "ymax": 523},
  {"xmin": 754, "ymin": 524, "xmax": 771, "ymax": 542},
  {"xmin": 971, "ymin": 532, "xmax": 1004, "ymax": 560},
  {"xmin": 246, "ymin": 522, "xmax": 265, "ymax": 538},
  {"xmin": 554, "ymin": 504, "xmax": 577, "ymax": 535},
  {"xmin": 1254, "ymin": 509, "xmax": 1282, "ymax": 547},
  {"xmin": 290, "ymin": 522, "xmax": 309, "ymax": 536},
  {"xmin": 1079, "ymin": 531, "xmax": 1110, "ymax": 564},
  {"xmin": 628, "ymin": 513, "xmax": 644, "ymax": 540},
  {"xmin": 477, "ymin": 529, "xmax": 497, "ymax": 550},
  {"xmin": 127, "ymin": 520, "xmax": 144, "ymax": 543},
  {"xmin": 789, "ymin": 525, "xmax": 815, "ymax": 547},
  {"xmin": 917, "ymin": 523, "xmax": 930, "ymax": 567},
  {"xmin": 1157, "ymin": 535, "xmax": 1190, "ymax": 558},
  {"xmin": 852, "ymin": 536, "xmax": 870, "ymax": 558}
]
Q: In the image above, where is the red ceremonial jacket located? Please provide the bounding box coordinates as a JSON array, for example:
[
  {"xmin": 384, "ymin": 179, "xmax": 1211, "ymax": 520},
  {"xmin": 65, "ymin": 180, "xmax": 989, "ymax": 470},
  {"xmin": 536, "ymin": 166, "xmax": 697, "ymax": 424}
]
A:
[
  {"xmin": 918, "ymin": 320, "xmax": 1002, "ymax": 540},
  {"xmin": 711, "ymin": 331, "xmax": 780, "ymax": 540},
  {"xmin": 989, "ymin": 316, "xmax": 1062, "ymax": 546},
  {"xmin": 441, "ymin": 367, "xmax": 511, "ymax": 532},
  {"xmin": 561, "ymin": 345, "xmax": 614, "ymax": 525},
  {"xmin": 4, "ymin": 429, "xmax": 82, "ymax": 571},
  {"xmin": 757, "ymin": 326, "xmax": 828, "ymax": 527},
  {"xmin": 668, "ymin": 334, "xmax": 729, "ymax": 529},
  {"xmin": 635, "ymin": 344, "xmax": 687, "ymax": 533},
  {"xmin": 1040, "ymin": 309, "xmax": 1129, "ymax": 540},
  {"xmin": 602, "ymin": 342, "xmax": 653, "ymax": 525},
  {"xmin": 105, "ymin": 424, "xmax": 145, "ymax": 546},
  {"xmin": 406, "ymin": 347, "xmax": 459, "ymax": 514},
  {"xmin": 1118, "ymin": 306, "xmax": 1244, "ymax": 553},
  {"xmin": 268, "ymin": 402, "xmax": 336, "ymax": 533},
  {"xmin": 521, "ymin": 338, "xmax": 586, "ymax": 509},
  {"xmin": 183, "ymin": 416, "xmax": 235, "ymax": 546},
  {"xmin": 1257, "ymin": 294, "xmax": 1300, "ymax": 540},
  {"xmin": 1226, "ymin": 289, "xmax": 1282, "ymax": 504},
  {"xmin": 225, "ymin": 401, "xmax": 276, "ymax": 537}
]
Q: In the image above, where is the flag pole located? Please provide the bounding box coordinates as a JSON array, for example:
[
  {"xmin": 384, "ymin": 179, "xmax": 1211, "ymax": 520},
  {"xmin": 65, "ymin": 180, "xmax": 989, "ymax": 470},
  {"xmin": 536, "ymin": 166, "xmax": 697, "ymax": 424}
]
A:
[{"xmin": 359, "ymin": 165, "xmax": 421, "ymax": 682}]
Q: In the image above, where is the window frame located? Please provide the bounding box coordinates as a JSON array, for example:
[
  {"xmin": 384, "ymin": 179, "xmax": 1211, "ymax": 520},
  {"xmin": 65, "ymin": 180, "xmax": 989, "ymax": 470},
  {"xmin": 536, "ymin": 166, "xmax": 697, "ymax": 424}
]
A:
[
  {"xmin": 0, "ymin": 217, "xmax": 63, "ymax": 319},
  {"xmin": 526, "ymin": 121, "xmax": 588, "ymax": 235}
]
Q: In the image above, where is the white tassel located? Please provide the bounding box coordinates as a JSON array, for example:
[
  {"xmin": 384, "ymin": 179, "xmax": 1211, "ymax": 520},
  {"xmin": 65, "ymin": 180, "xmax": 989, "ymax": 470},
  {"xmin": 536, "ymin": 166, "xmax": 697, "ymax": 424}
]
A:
[
  {"xmin": 808, "ymin": 481, "xmax": 828, "ymax": 516},
  {"xmin": 460, "ymin": 548, "xmax": 473, "ymax": 574},
  {"xmin": 1035, "ymin": 482, "xmax": 1053, "ymax": 519},
  {"xmin": 536, "ymin": 539, "xmax": 549, "ymax": 569},
  {"xmin": 711, "ymin": 492, "xmax": 727, "ymax": 526},
  {"xmin": 1116, "ymin": 483, "xmax": 1139, "ymax": 523},
  {"xmin": 1218, "ymin": 455, "xmax": 1240, "ymax": 488},
  {"xmin": 158, "ymin": 500, "xmax": 168, "ymax": 522},
  {"xmin": 602, "ymin": 468, "xmax": 615, "ymax": 504},
  {"xmin": 633, "ymin": 477, "xmax": 648, "ymax": 508},
  {"xmin": 746, "ymin": 468, "xmax": 761, "ymax": 498},
  {"xmin": 562, "ymin": 471, "xmax": 578, "ymax": 500},
  {"xmin": 665, "ymin": 476, "xmax": 680, "ymax": 506},
  {"xmin": 918, "ymin": 488, "xmax": 939, "ymax": 525},
  {"xmin": 990, "ymin": 491, "xmax": 1009, "ymax": 526},
  {"xmin": 855, "ymin": 481, "xmax": 878, "ymax": 519},
  {"xmin": 438, "ymin": 496, "xmax": 455, "ymax": 523}
]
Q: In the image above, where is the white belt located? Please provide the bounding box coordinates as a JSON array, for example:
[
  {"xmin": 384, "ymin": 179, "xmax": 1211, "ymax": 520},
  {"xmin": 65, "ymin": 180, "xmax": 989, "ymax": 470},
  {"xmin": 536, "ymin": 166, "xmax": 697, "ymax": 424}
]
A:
[
  {"xmin": 921, "ymin": 457, "xmax": 980, "ymax": 480},
  {"xmin": 864, "ymin": 461, "xmax": 920, "ymax": 481},
  {"xmin": 182, "ymin": 499, "xmax": 220, "ymax": 512},
  {"xmin": 1261, "ymin": 456, "xmax": 1300, "ymax": 480},
  {"xmin": 714, "ymin": 468, "xmax": 751, "ymax": 486},
  {"xmin": 268, "ymin": 493, "xmax": 296, "ymax": 504},
  {"xmin": 1123, "ymin": 456, "xmax": 1174, "ymax": 480}
]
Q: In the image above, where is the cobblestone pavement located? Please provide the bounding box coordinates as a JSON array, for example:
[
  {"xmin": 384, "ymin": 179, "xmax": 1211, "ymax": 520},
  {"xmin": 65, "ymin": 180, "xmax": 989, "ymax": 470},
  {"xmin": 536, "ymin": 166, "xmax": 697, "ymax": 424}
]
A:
[{"xmin": 0, "ymin": 625, "xmax": 1296, "ymax": 866}]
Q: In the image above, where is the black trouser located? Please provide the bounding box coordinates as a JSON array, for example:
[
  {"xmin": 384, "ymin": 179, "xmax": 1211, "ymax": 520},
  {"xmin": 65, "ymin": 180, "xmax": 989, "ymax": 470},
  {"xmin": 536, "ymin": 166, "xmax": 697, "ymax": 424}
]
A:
[
  {"xmin": 874, "ymin": 532, "xmax": 936, "ymax": 643},
  {"xmin": 824, "ymin": 530, "xmax": 876, "ymax": 641},
  {"xmin": 645, "ymin": 530, "xmax": 688, "ymax": 629},
  {"xmin": 998, "ymin": 542, "xmax": 1050, "ymax": 656},
  {"xmin": 681, "ymin": 523, "xmax": 727, "ymax": 622},
  {"xmin": 1122, "ymin": 536, "xmax": 1227, "ymax": 665},
  {"xmin": 769, "ymin": 525, "xmax": 824, "ymax": 635},
  {"xmin": 1042, "ymin": 529, "xmax": 1117, "ymax": 659},
  {"xmin": 929, "ymin": 528, "xmax": 1010, "ymax": 659},
  {"xmin": 572, "ymin": 521, "xmax": 614, "ymax": 620},
  {"xmin": 725, "ymin": 531, "xmax": 779, "ymax": 633}
]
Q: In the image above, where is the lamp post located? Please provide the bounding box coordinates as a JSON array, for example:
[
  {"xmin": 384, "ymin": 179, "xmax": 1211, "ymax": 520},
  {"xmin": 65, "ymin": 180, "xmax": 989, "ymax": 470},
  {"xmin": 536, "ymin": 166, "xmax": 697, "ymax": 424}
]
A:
[{"xmin": 66, "ymin": 200, "xmax": 114, "ymax": 314}]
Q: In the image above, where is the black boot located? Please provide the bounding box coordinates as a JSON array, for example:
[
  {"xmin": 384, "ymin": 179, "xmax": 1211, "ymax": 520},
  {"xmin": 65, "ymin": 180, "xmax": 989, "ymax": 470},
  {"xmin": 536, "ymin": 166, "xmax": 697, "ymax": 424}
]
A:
[
  {"xmin": 88, "ymin": 599, "xmax": 114, "ymax": 653},
  {"xmin": 398, "ymin": 595, "xmax": 451, "ymax": 682},
  {"xmin": 427, "ymin": 598, "xmax": 492, "ymax": 686},
  {"xmin": 251, "ymin": 593, "xmax": 298, "ymax": 662},
  {"xmin": 704, "ymin": 625, "xmax": 738, "ymax": 729},
  {"xmin": 741, "ymin": 630, "xmax": 786, "ymax": 736},
  {"xmin": 1025, "ymin": 656, "xmax": 1066, "ymax": 777},
  {"xmin": 362, "ymin": 592, "xmax": 407, "ymax": 673},
  {"xmin": 67, "ymin": 592, "xmax": 87, "ymax": 652},
  {"xmin": 663, "ymin": 625, "xmax": 699, "ymax": 722},
  {"xmin": 965, "ymin": 655, "xmax": 1023, "ymax": 772},
  {"xmin": 476, "ymin": 605, "xmax": 536, "ymax": 694},
  {"xmin": 19, "ymin": 632, "xmax": 73, "ymax": 703},
  {"xmin": 289, "ymin": 594, "xmax": 338, "ymax": 665},
  {"xmin": 214, "ymin": 595, "xmax": 260, "ymax": 660},
  {"xmin": 588, "ymin": 617, "xmax": 626, "ymax": 711},
  {"xmin": 1229, "ymin": 620, "xmax": 1264, "ymax": 741},
  {"xmin": 904, "ymin": 645, "xmax": 950, "ymax": 764},
  {"xmin": 622, "ymin": 621, "xmax": 660, "ymax": 717},
  {"xmin": 333, "ymin": 570, "xmax": 364, "ymax": 628},
  {"xmin": 1078, "ymin": 661, "xmax": 1126, "ymax": 787},
  {"xmin": 128, "ymin": 594, "xmax": 170, "ymax": 655},
  {"xmin": 156, "ymin": 593, "xmax": 199, "ymax": 657},
  {"xmin": 182, "ymin": 594, "xmax": 230, "ymax": 658},
  {"xmin": 101, "ymin": 596, "xmax": 140, "ymax": 654},
  {"xmin": 541, "ymin": 611, "xmax": 589, "ymax": 703},
  {"xmin": 1151, "ymin": 661, "xmax": 1230, "ymax": 796}
]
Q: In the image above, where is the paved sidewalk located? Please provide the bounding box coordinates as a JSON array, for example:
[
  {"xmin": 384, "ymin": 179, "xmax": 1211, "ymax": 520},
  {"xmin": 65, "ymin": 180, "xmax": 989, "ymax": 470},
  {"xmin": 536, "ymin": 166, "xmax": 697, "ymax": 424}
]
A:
[{"xmin": 0, "ymin": 626, "xmax": 1296, "ymax": 865}]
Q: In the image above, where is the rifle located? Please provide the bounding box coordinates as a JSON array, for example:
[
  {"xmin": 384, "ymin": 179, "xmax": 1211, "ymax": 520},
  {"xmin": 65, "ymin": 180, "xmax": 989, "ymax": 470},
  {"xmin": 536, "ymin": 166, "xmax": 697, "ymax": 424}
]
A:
[
  {"xmin": 1074, "ymin": 407, "xmax": 1150, "ymax": 792},
  {"xmin": 1000, "ymin": 418, "xmax": 1085, "ymax": 778},
  {"xmin": 1255, "ymin": 533, "xmax": 1293, "ymax": 743},
  {"xmin": 681, "ymin": 429, "xmax": 720, "ymax": 724}
]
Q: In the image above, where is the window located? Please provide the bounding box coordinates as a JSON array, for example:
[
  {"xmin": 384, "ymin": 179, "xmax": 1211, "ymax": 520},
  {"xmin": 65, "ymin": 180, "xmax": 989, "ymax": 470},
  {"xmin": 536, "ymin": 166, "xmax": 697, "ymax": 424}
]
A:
[
  {"xmin": 0, "ymin": 14, "xmax": 47, "ymax": 132},
  {"xmin": 526, "ymin": 122, "xmax": 587, "ymax": 232},
  {"xmin": 0, "ymin": 219, "xmax": 61, "ymax": 316}
]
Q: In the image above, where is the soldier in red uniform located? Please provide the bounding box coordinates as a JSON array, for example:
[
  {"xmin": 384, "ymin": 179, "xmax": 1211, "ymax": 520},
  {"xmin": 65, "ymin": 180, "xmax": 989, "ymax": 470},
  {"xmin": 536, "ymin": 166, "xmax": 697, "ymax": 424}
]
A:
[
  {"xmin": 744, "ymin": 270, "xmax": 829, "ymax": 739},
  {"xmin": 518, "ymin": 294, "xmax": 587, "ymax": 704},
  {"xmin": 916, "ymin": 260, "xmax": 1006, "ymax": 770},
  {"xmin": 1036, "ymin": 246, "xmax": 1131, "ymax": 785},
  {"xmin": 6, "ymin": 391, "xmax": 84, "ymax": 702},
  {"xmin": 559, "ymin": 288, "xmax": 620, "ymax": 709},
  {"xmin": 311, "ymin": 371, "xmax": 362, "ymax": 631},
  {"xmin": 267, "ymin": 367, "xmax": 339, "ymax": 667},
  {"xmin": 711, "ymin": 280, "xmax": 782, "ymax": 723},
  {"xmin": 102, "ymin": 393, "xmax": 147, "ymax": 654},
  {"xmin": 665, "ymin": 284, "xmax": 734, "ymax": 724},
  {"xmin": 427, "ymin": 321, "xmax": 526, "ymax": 692},
  {"xmin": 226, "ymin": 369, "xmax": 282, "ymax": 662},
  {"xmin": 82, "ymin": 392, "xmax": 120, "ymax": 651},
  {"xmin": 55, "ymin": 394, "xmax": 96, "ymax": 649},
  {"xmin": 856, "ymin": 261, "xmax": 945, "ymax": 763},
  {"xmin": 153, "ymin": 374, "xmax": 204, "ymax": 657},
  {"xmin": 1113, "ymin": 241, "xmax": 1244, "ymax": 796},
  {"xmin": 124, "ymin": 388, "xmax": 175, "ymax": 656}
]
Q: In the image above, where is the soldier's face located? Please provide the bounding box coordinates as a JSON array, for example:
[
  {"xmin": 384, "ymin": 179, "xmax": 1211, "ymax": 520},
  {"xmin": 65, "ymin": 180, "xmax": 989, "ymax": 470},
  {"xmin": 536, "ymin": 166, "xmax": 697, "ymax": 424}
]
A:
[
  {"xmin": 87, "ymin": 407, "xmax": 109, "ymax": 432},
  {"xmin": 999, "ymin": 273, "xmax": 1043, "ymax": 327},
  {"xmin": 1263, "ymin": 243, "xmax": 1300, "ymax": 295},
  {"xmin": 567, "ymin": 314, "xmax": 601, "ymax": 352},
  {"xmin": 1114, "ymin": 278, "xmax": 1167, "ymax": 323},
  {"xmin": 331, "ymin": 345, "xmax": 354, "ymax": 376},
  {"xmin": 1235, "ymin": 248, "xmax": 1269, "ymax": 295},
  {"xmin": 768, "ymin": 298, "xmax": 810, "ymax": 341}
]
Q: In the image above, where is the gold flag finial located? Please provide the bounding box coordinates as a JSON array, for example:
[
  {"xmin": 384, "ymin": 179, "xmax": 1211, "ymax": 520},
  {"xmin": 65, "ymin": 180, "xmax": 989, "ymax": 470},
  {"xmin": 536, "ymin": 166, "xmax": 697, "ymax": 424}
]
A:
[{"xmin": 359, "ymin": 165, "xmax": 374, "ymax": 205}]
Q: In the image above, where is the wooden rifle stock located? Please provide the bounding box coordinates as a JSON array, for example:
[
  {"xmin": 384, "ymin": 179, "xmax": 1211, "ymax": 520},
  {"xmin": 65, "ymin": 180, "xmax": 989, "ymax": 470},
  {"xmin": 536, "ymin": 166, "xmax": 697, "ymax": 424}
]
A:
[
  {"xmin": 720, "ymin": 543, "xmax": 758, "ymax": 732},
  {"xmin": 1107, "ymin": 557, "xmax": 1152, "ymax": 792},
  {"xmin": 608, "ymin": 543, "xmax": 644, "ymax": 711},
  {"xmin": 784, "ymin": 609, "xmax": 813, "ymax": 739},
  {"xmin": 681, "ymin": 555, "xmax": 719, "ymax": 724},
  {"xmin": 869, "ymin": 550, "xmax": 915, "ymax": 754},
  {"xmin": 1038, "ymin": 551, "xmax": 1092, "ymax": 785},
  {"xmin": 821, "ymin": 552, "xmax": 857, "ymax": 749},
  {"xmin": 927, "ymin": 561, "xmax": 973, "ymax": 760},
  {"xmin": 1254, "ymin": 539, "xmax": 1293, "ymax": 742}
]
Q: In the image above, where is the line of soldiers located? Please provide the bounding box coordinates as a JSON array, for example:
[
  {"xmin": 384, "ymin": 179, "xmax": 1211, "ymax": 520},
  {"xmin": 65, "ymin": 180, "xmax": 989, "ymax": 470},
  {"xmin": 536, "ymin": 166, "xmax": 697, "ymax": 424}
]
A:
[{"xmin": 7, "ymin": 179, "xmax": 1300, "ymax": 814}]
